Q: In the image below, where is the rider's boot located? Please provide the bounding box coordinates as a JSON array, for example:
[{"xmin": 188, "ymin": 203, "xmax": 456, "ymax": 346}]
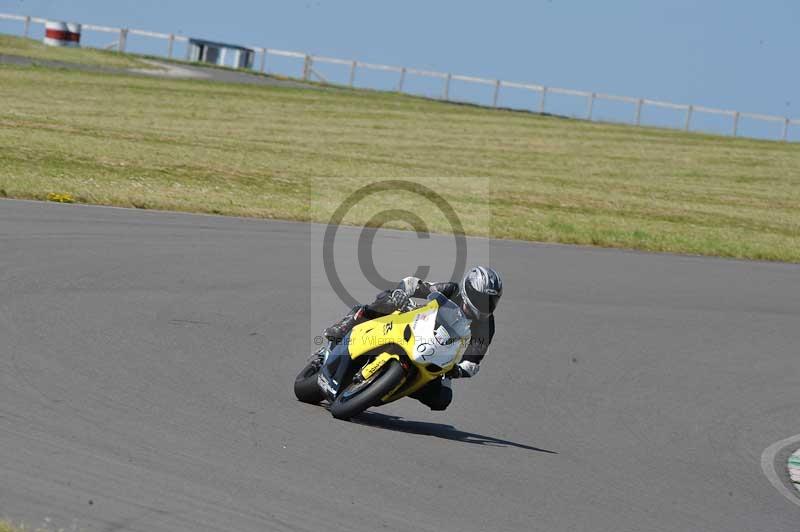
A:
[{"xmin": 323, "ymin": 305, "xmax": 366, "ymax": 342}]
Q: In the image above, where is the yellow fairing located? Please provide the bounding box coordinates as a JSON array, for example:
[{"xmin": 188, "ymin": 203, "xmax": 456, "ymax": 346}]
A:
[
  {"xmin": 360, "ymin": 352, "xmax": 399, "ymax": 380},
  {"xmin": 347, "ymin": 309, "xmax": 418, "ymax": 360},
  {"xmin": 346, "ymin": 299, "xmax": 462, "ymax": 404}
]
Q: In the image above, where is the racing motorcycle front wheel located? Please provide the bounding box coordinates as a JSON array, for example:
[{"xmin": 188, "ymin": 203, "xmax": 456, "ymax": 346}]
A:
[
  {"xmin": 294, "ymin": 355, "xmax": 326, "ymax": 404},
  {"xmin": 330, "ymin": 359, "xmax": 405, "ymax": 420}
]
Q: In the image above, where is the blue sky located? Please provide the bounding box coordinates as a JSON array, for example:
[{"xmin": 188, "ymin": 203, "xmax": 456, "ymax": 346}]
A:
[{"xmin": 2, "ymin": 1, "xmax": 798, "ymax": 138}]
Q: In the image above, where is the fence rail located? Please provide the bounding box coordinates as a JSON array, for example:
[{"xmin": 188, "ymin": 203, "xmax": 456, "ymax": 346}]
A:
[{"xmin": 2, "ymin": 12, "xmax": 798, "ymax": 142}]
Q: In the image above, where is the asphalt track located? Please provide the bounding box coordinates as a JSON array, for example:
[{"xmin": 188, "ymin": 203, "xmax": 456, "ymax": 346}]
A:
[{"xmin": 1, "ymin": 199, "xmax": 799, "ymax": 531}]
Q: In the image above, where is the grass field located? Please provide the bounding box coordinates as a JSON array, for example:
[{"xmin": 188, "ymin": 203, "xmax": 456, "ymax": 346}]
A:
[
  {"xmin": 0, "ymin": 34, "xmax": 152, "ymax": 69},
  {"xmin": 1, "ymin": 35, "xmax": 799, "ymax": 261},
  {"xmin": 0, "ymin": 520, "xmax": 72, "ymax": 532},
  {"xmin": 0, "ymin": 521, "xmax": 23, "ymax": 532}
]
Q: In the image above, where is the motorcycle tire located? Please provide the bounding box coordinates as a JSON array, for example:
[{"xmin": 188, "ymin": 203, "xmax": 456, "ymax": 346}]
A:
[
  {"xmin": 294, "ymin": 357, "xmax": 326, "ymax": 404},
  {"xmin": 330, "ymin": 359, "xmax": 405, "ymax": 420}
]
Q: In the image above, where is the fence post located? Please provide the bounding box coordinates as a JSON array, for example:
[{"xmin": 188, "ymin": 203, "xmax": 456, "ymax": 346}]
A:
[
  {"xmin": 302, "ymin": 54, "xmax": 312, "ymax": 81},
  {"xmin": 349, "ymin": 60, "xmax": 357, "ymax": 87},
  {"xmin": 586, "ymin": 92, "xmax": 595, "ymax": 120},
  {"xmin": 167, "ymin": 34, "xmax": 175, "ymax": 59},
  {"xmin": 635, "ymin": 98, "xmax": 643, "ymax": 125},
  {"xmin": 260, "ymin": 49, "xmax": 267, "ymax": 73},
  {"xmin": 783, "ymin": 118, "xmax": 790, "ymax": 142},
  {"xmin": 442, "ymin": 73, "xmax": 451, "ymax": 100},
  {"xmin": 23, "ymin": 16, "xmax": 31, "ymax": 37},
  {"xmin": 118, "ymin": 28, "xmax": 128, "ymax": 53},
  {"xmin": 539, "ymin": 87, "xmax": 547, "ymax": 113},
  {"xmin": 397, "ymin": 67, "xmax": 406, "ymax": 93},
  {"xmin": 732, "ymin": 112, "xmax": 740, "ymax": 137},
  {"xmin": 684, "ymin": 105, "xmax": 693, "ymax": 131},
  {"xmin": 492, "ymin": 80, "xmax": 501, "ymax": 108}
]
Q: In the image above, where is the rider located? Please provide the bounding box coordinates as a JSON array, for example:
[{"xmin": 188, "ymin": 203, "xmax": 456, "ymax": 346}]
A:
[{"xmin": 323, "ymin": 266, "xmax": 503, "ymax": 411}]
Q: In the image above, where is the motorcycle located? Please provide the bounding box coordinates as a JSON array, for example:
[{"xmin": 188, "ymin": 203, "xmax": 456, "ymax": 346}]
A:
[{"xmin": 294, "ymin": 292, "xmax": 472, "ymax": 420}]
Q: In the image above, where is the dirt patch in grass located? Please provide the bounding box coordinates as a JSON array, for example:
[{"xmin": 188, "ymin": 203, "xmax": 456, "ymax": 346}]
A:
[{"xmin": 0, "ymin": 34, "xmax": 153, "ymax": 70}]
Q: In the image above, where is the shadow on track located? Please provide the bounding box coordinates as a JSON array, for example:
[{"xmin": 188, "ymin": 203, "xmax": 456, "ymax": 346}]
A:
[{"xmin": 353, "ymin": 412, "xmax": 557, "ymax": 454}]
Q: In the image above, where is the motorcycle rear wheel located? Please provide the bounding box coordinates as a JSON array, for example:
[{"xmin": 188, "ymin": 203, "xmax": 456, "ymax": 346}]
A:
[
  {"xmin": 330, "ymin": 359, "xmax": 405, "ymax": 420},
  {"xmin": 294, "ymin": 357, "xmax": 326, "ymax": 404}
]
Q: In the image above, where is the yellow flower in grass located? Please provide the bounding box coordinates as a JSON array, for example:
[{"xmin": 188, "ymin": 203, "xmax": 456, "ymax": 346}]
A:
[{"xmin": 47, "ymin": 193, "xmax": 74, "ymax": 203}]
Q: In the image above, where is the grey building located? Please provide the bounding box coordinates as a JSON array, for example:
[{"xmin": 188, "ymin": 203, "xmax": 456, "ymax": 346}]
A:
[{"xmin": 188, "ymin": 38, "xmax": 255, "ymax": 69}]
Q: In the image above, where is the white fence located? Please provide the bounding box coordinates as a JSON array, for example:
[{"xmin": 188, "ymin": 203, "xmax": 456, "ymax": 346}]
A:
[{"xmin": 2, "ymin": 12, "xmax": 798, "ymax": 143}]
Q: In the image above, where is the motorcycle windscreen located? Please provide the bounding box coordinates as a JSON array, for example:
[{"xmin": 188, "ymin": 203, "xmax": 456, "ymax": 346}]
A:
[{"xmin": 430, "ymin": 293, "xmax": 471, "ymax": 340}]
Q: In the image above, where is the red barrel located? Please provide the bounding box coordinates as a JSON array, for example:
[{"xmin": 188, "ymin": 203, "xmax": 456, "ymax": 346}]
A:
[{"xmin": 43, "ymin": 21, "xmax": 81, "ymax": 47}]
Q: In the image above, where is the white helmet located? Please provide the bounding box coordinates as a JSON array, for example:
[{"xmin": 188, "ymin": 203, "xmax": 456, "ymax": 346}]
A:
[{"xmin": 460, "ymin": 266, "xmax": 503, "ymax": 319}]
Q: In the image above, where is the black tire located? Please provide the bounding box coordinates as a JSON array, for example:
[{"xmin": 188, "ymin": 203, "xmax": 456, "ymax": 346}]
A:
[
  {"xmin": 330, "ymin": 359, "xmax": 405, "ymax": 420},
  {"xmin": 294, "ymin": 358, "xmax": 325, "ymax": 404}
]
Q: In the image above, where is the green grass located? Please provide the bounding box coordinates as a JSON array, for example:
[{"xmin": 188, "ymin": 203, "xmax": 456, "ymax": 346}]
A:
[
  {"xmin": 0, "ymin": 34, "xmax": 152, "ymax": 69},
  {"xmin": 1, "ymin": 521, "xmax": 24, "ymax": 532},
  {"xmin": 0, "ymin": 519, "xmax": 79, "ymax": 532},
  {"xmin": 1, "ymin": 35, "xmax": 799, "ymax": 262}
]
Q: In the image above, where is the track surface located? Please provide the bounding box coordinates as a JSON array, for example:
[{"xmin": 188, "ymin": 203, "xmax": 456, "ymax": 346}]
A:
[{"xmin": 1, "ymin": 200, "xmax": 799, "ymax": 531}]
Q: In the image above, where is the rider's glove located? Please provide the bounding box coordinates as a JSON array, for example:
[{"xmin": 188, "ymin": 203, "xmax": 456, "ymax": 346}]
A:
[
  {"xmin": 446, "ymin": 360, "xmax": 480, "ymax": 379},
  {"xmin": 388, "ymin": 288, "xmax": 410, "ymax": 311},
  {"xmin": 445, "ymin": 367, "xmax": 462, "ymax": 379}
]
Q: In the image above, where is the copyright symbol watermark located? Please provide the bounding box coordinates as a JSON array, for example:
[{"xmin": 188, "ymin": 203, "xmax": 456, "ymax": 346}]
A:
[
  {"xmin": 308, "ymin": 176, "xmax": 491, "ymax": 340},
  {"xmin": 321, "ymin": 180, "xmax": 468, "ymax": 308}
]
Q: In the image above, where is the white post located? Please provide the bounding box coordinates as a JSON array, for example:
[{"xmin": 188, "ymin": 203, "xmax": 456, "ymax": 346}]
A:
[
  {"xmin": 260, "ymin": 50, "xmax": 267, "ymax": 73},
  {"xmin": 635, "ymin": 98, "xmax": 643, "ymax": 125},
  {"xmin": 23, "ymin": 16, "xmax": 31, "ymax": 38},
  {"xmin": 783, "ymin": 118, "xmax": 790, "ymax": 142},
  {"xmin": 303, "ymin": 55, "xmax": 312, "ymax": 81},
  {"xmin": 684, "ymin": 105, "xmax": 693, "ymax": 131},
  {"xmin": 732, "ymin": 112, "xmax": 740, "ymax": 137},
  {"xmin": 118, "ymin": 28, "xmax": 128, "ymax": 53},
  {"xmin": 167, "ymin": 34, "xmax": 175, "ymax": 59},
  {"xmin": 397, "ymin": 67, "xmax": 406, "ymax": 92},
  {"xmin": 492, "ymin": 80, "xmax": 501, "ymax": 108},
  {"xmin": 349, "ymin": 60, "xmax": 357, "ymax": 87},
  {"xmin": 586, "ymin": 92, "xmax": 595, "ymax": 120},
  {"xmin": 539, "ymin": 87, "xmax": 547, "ymax": 113},
  {"xmin": 443, "ymin": 73, "xmax": 452, "ymax": 100},
  {"xmin": 220, "ymin": 47, "xmax": 227, "ymax": 67}
]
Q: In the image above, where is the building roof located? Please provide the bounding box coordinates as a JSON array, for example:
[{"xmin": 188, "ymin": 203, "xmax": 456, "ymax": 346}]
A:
[{"xmin": 188, "ymin": 38, "xmax": 254, "ymax": 53}]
